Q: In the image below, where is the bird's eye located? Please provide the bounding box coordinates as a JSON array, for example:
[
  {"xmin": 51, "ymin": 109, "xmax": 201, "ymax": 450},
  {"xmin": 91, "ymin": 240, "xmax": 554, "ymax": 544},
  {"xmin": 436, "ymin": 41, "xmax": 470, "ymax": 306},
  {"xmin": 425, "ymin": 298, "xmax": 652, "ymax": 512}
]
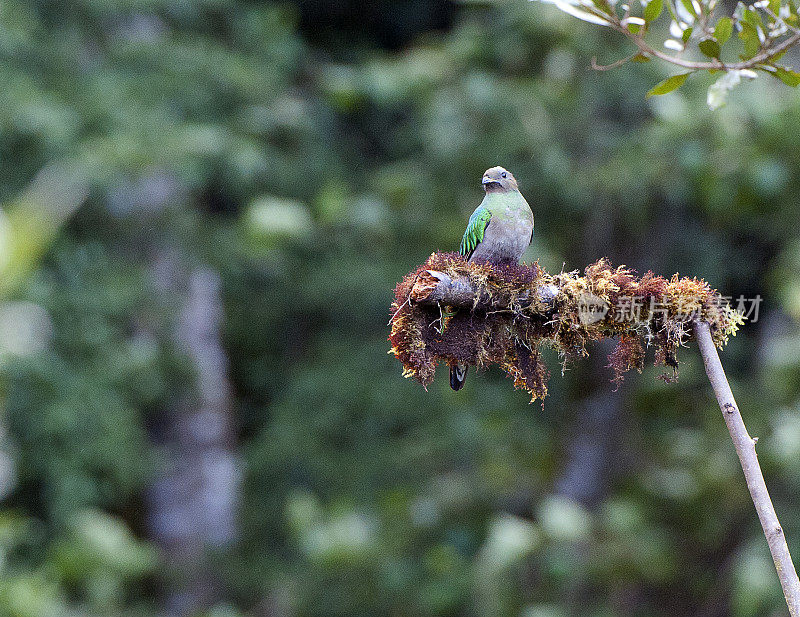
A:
[{"xmin": 501, "ymin": 172, "xmax": 507, "ymax": 178}]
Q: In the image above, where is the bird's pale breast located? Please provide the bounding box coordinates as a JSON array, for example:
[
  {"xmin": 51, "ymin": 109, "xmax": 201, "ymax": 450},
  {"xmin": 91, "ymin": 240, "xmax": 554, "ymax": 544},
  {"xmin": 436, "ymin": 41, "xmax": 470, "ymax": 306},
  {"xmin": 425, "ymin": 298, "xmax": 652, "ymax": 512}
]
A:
[{"xmin": 469, "ymin": 194, "xmax": 533, "ymax": 264}]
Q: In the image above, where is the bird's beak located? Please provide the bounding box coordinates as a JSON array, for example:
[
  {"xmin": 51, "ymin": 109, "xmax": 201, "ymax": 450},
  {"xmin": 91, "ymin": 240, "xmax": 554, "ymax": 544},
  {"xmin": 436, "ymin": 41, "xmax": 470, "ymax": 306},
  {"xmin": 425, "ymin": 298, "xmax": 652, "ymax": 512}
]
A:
[{"xmin": 482, "ymin": 177, "xmax": 492, "ymax": 185}]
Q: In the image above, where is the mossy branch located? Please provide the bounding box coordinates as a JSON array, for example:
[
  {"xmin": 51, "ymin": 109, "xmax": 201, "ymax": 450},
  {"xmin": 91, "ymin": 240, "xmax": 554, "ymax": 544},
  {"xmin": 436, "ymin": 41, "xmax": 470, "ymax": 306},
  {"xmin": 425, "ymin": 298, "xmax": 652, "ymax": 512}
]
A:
[
  {"xmin": 390, "ymin": 252, "xmax": 743, "ymax": 401},
  {"xmin": 696, "ymin": 321, "xmax": 800, "ymax": 616}
]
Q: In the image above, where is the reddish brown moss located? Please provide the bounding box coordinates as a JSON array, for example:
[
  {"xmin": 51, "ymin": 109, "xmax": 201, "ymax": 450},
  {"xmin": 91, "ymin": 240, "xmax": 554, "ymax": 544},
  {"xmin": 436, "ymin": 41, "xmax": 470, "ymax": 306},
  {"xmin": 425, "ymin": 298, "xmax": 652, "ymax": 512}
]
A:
[
  {"xmin": 389, "ymin": 253, "xmax": 744, "ymax": 402},
  {"xmin": 504, "ymin": 343, "xmax": 549, "ymax": 401},
  {"xmin": 607, "ymin": 334, "xmax": 646, "ymax": 388}
]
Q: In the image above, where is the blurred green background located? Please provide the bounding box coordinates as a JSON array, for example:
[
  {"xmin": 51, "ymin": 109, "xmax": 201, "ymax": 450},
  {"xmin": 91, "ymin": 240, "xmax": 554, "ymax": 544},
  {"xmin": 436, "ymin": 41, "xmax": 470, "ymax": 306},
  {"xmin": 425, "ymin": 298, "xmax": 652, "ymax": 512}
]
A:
[{"xmin": 1, "ymin": 0, "xmax": 800, "ymax": 616}]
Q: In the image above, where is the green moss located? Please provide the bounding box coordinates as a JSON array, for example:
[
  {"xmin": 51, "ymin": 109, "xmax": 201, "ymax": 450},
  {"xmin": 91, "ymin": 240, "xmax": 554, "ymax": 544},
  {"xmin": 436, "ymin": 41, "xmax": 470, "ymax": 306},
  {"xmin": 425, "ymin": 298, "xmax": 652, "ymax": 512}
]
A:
[{"xmin": 389, "ymin": 253, "xmax": 743, "ymax": 402}]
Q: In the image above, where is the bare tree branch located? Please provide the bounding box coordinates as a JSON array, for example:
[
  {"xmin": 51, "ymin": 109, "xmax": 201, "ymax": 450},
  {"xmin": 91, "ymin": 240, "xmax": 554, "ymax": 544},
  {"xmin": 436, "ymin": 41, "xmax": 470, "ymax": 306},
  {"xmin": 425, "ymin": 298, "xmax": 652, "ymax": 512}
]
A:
[{"xmin": 695, "ymin": 320, "xmax": 800, "ymax": 617}]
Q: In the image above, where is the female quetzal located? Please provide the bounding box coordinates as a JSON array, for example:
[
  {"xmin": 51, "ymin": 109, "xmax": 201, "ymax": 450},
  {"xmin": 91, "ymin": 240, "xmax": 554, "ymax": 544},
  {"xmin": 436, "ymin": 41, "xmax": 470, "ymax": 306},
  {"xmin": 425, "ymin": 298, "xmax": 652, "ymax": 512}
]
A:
[{"xmin": 450, "ymin": 166, "xmax": 534, "ymax": 391}]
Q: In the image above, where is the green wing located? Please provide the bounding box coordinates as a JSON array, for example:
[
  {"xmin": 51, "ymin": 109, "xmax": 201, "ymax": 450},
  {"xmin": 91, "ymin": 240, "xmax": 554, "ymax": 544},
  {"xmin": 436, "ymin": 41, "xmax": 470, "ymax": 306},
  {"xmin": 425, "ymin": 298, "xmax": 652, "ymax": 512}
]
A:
[{"xmin": 459, "ymin": 206, "xmax": 491, "ymax": 258}]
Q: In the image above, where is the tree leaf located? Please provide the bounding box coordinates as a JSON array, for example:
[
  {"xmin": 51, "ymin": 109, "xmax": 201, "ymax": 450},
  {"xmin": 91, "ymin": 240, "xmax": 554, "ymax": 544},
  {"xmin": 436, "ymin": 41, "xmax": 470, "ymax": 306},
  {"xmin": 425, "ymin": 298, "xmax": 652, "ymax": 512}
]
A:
[
  {"xmin": 714, "ymin": 17, "xmax": 733, "ymax": 45},
  {"xmin": 631, "ymin": 53, "xmax": 651, "ymax": 62},
  {"xmin": 679, "ymin": 0, "xmax": 697, "ymax": 18},
  {"xmin": 742, "ymin": 8, "xmax": 763, "ymax": 27},
  {"xmin": 644, "ymin": 0, "xmax": 663, "ymax": 22},
  {"xmin": 768, "ymin": 49, "xmax": 787, "ymax": 63},
  {"xmin": 646, "ymin": 72, "xmax": 691, "ymax": 98},
  {"xmin": 773, "ymin": 66, "xmax": 800, "ymax": 86},
  {"xmin": 698, "ymin": 38, "xmax": 721, "ymax": 58},
  {"xmin": 591, "ymin": 0, "xmax": 615, "ymax": 15},
  {"xmin": 738, "ymin": 22, "xmax": 760, "ymax": 59},
  {"xmin": 682, "ymin": 27, "xmax": 694, "ymax": 43}
]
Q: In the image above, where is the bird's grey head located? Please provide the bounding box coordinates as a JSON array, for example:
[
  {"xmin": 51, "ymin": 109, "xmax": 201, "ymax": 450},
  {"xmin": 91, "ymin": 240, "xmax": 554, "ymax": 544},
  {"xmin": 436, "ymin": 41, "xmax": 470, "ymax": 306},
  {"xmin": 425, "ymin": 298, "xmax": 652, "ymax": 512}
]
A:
[{"xmin": 482, "ymin": 166, "xmax": 518, "ymax": 192}]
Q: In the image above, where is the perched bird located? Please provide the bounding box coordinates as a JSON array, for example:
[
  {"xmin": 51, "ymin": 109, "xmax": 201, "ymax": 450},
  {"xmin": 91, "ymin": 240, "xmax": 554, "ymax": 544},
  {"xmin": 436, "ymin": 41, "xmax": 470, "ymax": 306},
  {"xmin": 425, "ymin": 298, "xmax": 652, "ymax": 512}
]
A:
[{"xmin": 450, "ymin": 166, "xmax": 534, "ymax": 391}]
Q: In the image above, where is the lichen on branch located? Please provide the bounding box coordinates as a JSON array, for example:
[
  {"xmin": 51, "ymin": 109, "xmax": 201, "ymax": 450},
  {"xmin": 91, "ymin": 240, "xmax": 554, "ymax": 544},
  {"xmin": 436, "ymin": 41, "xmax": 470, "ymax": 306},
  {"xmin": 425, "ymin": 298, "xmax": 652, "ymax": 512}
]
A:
[{"xmin": 389, "ymin": 252, "xmax": 744, "ymax": 402}]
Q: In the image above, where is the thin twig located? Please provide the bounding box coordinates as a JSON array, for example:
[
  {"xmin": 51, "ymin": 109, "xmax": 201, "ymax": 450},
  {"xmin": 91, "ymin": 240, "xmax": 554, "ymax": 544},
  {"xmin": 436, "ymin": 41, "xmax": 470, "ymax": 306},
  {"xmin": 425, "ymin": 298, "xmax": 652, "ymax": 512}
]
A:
[
  {"xmin": 695, "ymin": 320, "xmax": 800, "ymax": 616},
  {"xmin": 591, "ymin": 53, "xmax": 639, "ymax": 71}
]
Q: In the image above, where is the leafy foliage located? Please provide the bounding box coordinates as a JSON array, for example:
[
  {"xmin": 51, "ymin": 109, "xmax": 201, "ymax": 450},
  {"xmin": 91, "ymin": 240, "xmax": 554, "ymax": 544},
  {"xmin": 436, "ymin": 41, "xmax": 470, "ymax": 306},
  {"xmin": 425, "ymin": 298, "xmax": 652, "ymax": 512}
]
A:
[
  {"xmin": 646, "ymin": 72, "xmax": 691, "ymax": 97},
  {"xmin": 532, "ymin": 0, "xmax": 800, "ymax": 107}
]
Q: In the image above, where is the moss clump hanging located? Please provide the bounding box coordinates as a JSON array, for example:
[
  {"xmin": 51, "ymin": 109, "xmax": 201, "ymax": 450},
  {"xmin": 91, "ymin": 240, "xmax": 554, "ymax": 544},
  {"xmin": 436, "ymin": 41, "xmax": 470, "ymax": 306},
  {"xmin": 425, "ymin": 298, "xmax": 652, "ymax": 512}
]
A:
[{"xmin": 389, "ymin": 252, "xmax": 744, "ymax": 402}]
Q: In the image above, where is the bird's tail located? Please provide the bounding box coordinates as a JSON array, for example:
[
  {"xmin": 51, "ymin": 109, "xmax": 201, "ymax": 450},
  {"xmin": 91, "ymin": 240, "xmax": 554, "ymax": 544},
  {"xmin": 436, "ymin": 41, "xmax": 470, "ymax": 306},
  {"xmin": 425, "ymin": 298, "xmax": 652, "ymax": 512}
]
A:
[{"xmin": 450, "ymin": 364, "xmax": 468, "ymax": 391}]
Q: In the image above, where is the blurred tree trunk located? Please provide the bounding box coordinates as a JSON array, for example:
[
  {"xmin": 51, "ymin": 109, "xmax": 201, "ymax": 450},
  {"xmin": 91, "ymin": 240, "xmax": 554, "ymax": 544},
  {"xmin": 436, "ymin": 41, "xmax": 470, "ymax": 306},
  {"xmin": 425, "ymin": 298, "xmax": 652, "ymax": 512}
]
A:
[
  {"xmin": 147, "ymin": 263, "xmax": 240, "ymax": 616},
  {"xmin": 555, "ymin": 360, "xmax": 624, "ymax": 507}
]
